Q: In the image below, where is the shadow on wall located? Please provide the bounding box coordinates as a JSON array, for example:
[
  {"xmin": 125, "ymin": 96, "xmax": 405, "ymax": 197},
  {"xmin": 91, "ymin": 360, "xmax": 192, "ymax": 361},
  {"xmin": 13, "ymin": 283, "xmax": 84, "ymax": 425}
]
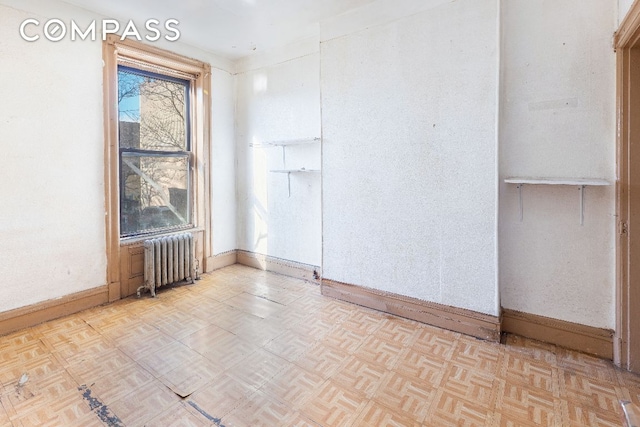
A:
[{"xmin": 251, "ymin": 136, "xmax": 269, "ymax": 267}]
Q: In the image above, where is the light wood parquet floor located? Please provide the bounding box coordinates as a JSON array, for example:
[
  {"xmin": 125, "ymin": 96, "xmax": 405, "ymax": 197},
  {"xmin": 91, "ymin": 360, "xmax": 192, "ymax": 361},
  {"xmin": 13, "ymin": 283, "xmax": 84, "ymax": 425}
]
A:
[{"xmin": 0, "ymin": 265, "xmax": 637, "ymax": 426}]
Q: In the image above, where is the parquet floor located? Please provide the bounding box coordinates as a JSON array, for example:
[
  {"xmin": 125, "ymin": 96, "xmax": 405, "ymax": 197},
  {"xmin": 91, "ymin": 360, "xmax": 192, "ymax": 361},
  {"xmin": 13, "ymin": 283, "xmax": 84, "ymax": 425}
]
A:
[{"xmin": 0, "ymin": 264, "xmax": 637, "ymax": 426}]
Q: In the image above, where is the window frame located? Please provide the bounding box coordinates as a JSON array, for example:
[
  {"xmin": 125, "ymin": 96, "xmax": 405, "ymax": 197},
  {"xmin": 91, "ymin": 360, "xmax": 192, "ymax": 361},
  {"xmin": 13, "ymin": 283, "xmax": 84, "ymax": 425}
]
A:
[
  {"xmin": 103, "ymin": 35, "xmax": 212, "ymax": 301},
  {"xmin": 117, "ymin": 65, "xmax": 193, "ymax": 238}
]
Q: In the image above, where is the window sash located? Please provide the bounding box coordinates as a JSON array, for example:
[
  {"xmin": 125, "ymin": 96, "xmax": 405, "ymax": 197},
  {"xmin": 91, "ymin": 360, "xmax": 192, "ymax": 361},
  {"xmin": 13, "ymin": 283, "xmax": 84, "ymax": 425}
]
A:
[
  {"xmin": 117, "ymin": 65, "xmax": 192, "ymax": 153},
  {"xmin": 119, "ymin": 151, "xmax": 192, "ymax": 237},
  {"xmin": 117, "ymin": 65, "xmax": 194, "ymax": 238}
]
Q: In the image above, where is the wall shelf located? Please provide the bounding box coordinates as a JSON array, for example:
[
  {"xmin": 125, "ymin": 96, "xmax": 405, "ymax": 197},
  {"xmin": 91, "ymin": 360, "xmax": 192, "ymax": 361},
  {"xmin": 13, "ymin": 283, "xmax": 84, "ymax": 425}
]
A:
[
  {"xmin": 250, "ymin": 137, "xmax": 321, "ymax": 148},
  {"xmin": 504, "ymin": 177, "xmax": 611, "ymax": 225},
  {"xmin": 504, "ymin": 177, "xmax": 610, "ymax": 186},
  {"xmin": 251, "ymin": 138, "xmax": 321, "ymax": 197},
  {"xmin": 270, "ymin": 169, "xmax": 320, "ymax": 173}
]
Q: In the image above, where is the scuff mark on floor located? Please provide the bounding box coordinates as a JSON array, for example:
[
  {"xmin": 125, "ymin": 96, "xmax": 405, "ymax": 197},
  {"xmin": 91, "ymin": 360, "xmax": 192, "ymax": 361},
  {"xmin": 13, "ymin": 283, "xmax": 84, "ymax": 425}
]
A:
[
  {"xmin": 78, "ymin": 385, "xmax": 124, "ymax": 427},
  {"xmin": 187, "ymin": 400, "xmax": 226, "ymax": 427},
  {"xmin": 12, "ymin": 373, "xmax": 34, "ymax": 402},
  {"xmin": 17, "ymin": 373, "xmax": 28, "ymax": 387}
]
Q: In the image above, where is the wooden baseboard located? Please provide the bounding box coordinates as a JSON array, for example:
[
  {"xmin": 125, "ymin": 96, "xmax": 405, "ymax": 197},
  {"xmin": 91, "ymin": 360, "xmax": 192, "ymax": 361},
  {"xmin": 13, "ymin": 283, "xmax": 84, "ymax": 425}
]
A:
[
  {"xmin": 205, "ymin": 250, "xmax": 238, "ymax": 272},
  {"xmin": 108, "ymin": 281, "xmax": 121, "ymax": 302},
  {"xmin": 321, "ymin": 278, "xmax": 500, "ymax": 341},
  {"xmin": 237, "ymin": 250, "xmax": 320, "ymax": 283},
  {"xmin": 0, "ymin": 286, "xmax": 109, "ymax": 336},
  {"xmin": 502, "ymin": 308, "xmax": 614, "ymax": 359}
]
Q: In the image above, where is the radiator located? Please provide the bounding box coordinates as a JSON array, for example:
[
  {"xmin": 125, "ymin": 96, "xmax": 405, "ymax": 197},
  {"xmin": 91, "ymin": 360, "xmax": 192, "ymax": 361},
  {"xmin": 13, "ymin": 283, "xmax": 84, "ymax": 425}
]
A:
[{"xmin": 137, "ymin": 233, "xmax": 196, "ymax": 297}]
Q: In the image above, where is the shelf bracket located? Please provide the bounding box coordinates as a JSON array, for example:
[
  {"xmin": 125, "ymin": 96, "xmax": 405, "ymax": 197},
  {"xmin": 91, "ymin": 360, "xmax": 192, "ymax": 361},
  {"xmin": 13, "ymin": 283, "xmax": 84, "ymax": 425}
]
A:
[
  {"xmin": 287, "ymin": 172, "xmax": 291, "ymax": 198},
  {"xmin": 579, "ymin": 185, "xmax": 585, "ymax": 226},
  {"xmin": 513, "ymin": 183, "xmax": 587, "ymax": 225},
  {"xmin": 516, "ymin": 184, "xmax": 523, "ymax": 222},
  {"xmin": 504, "ymin": 178, "xmax": 609, "ymax": 226}
]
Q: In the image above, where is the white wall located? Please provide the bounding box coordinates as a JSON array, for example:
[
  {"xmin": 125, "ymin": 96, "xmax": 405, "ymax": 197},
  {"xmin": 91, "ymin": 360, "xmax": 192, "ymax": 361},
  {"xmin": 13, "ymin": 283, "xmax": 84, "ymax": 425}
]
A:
[
  {"xmin": 235, "ymin": 39, "xmax": 322, "ymax": 267},
  {"xmin": 499, "ymin": 0, "xmax": 616, "ymax": 328},
  {"xmin": 211, "ymin": 68, "xmax": 237, "ymax": 256},
  {"xmin": 0, "ymin": 3, "xmax": 106, "ymax": 312},
  {"xmin": 321, "ymin": 0, "xmax": 499, "ymax": 316},
  {"xmin": 0, "ymin": 0, "xmax": 236, "ymax": 312}
]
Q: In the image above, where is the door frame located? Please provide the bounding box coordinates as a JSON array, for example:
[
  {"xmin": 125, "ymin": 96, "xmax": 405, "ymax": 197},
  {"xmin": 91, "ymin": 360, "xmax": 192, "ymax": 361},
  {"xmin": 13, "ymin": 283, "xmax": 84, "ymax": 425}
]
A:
[{"xmin": 615, "ymin": 0, "xmax": 640, "ymax": 371}]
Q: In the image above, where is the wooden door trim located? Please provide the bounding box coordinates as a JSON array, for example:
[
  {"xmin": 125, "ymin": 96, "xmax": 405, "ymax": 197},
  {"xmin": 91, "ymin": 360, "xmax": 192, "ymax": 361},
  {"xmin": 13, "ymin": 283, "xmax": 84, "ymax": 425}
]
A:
[
  {"xmin": 616, "ymin": 1, "xmax": 640, "ymax": 49},
  {"xmin": 615, "ymin": 0, "xmax": 640, "ymax": 370}
]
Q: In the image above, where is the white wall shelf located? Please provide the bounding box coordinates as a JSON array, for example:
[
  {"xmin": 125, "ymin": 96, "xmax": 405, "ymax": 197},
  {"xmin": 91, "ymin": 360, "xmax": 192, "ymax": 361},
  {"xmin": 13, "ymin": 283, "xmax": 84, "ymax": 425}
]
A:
[
  {"xmin": 504, "ymin": 177, "xmax": 610, "ymax": 186},
  {"xmin": 250, "ymin": 138, "xmax": 322, "ymax": 197},
  {"xmin": 504, "ymin": 177, "xmax": 611, "ymax": 225},
  {"xmin": 250, "ymin": 137, "xmax": 321, "ymax": 148},
  {"xmin": 270, "ymin": 169, "xmax": 321, "ymax": 173}
]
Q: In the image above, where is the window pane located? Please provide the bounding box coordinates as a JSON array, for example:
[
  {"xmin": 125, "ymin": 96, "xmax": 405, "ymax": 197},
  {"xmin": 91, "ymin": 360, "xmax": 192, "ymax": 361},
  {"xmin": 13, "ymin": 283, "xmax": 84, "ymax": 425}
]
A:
[
  {"xmin": 118, "ymin": 68, "xmax": 189, "ymax": 152},
  {"xmin": 120, "ymin": 153, "xmax": 190, "ymax": 236}
]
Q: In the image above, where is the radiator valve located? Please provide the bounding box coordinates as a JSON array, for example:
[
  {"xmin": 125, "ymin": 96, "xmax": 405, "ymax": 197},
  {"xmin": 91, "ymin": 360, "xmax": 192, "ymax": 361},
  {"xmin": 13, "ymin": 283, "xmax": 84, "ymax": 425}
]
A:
[{"xmin": 194, "ymin": 258, "xmax": 200, "ymax": 281}]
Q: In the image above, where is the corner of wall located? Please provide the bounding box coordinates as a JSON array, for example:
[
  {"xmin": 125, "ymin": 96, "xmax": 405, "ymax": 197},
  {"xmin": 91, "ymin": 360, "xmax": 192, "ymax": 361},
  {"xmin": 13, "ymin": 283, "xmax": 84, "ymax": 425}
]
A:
[{"xmin": 233, "ymin": 36, "xmax": 320, "ymax": 75}]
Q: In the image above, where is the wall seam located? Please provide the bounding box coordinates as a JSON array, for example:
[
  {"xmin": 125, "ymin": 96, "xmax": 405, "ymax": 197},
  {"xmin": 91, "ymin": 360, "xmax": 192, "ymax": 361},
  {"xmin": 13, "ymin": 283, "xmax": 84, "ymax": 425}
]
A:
[
  {"xmin": 495, "ymin": 0, "xmax": 503, "ymax": 317},
  {"xmin": 234, "ymin": 50, "xmax": 319, "ymax": 76}
]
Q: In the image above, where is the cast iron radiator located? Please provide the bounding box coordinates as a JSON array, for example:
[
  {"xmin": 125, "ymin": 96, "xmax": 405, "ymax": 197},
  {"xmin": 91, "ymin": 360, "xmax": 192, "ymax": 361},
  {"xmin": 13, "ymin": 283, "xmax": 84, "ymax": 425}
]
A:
[{"xmin": 137, "ymin": 233, "xmax": 196, "ymax": 297}]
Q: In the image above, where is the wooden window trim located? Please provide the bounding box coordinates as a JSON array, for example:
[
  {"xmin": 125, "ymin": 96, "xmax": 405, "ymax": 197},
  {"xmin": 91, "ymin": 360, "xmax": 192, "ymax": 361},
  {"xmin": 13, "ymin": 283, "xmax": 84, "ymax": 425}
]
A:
[{"xmin": 102, "ymin": 35, "xmax": 212, "ymax": 301}]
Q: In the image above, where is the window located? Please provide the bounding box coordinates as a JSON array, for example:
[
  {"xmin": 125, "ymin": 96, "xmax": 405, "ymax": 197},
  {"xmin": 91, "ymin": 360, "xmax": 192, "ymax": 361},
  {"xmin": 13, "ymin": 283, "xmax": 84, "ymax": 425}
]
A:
[
  {"xmin": 118, "ymin": 66, "xmax": 192, "ymax": 236},
  {"xmin": 103, "ymin": 35, "xmax": 212, "ymax": 299}
]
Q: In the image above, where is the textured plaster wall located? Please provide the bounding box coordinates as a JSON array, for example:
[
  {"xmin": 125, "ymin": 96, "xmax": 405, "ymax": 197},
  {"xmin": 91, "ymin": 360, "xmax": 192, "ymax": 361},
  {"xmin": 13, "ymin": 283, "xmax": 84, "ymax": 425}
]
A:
[
  {"xmin": 499, "ymin": 0, "xmax": 616, "ymax": 328},
  {"xmin": 321, "ymin": 0, "xmax": 499, "ymax": 316},
  {"xmin": 235, "ymin": 40, "xmax": 322, "ymax": 266},
  {"xmin": 211, "ymin": 68, "xmax": 237, "ymax": 255},
  {"xmin": 0, "ymin": 3, "xmax": 107, "ymax": 312}
]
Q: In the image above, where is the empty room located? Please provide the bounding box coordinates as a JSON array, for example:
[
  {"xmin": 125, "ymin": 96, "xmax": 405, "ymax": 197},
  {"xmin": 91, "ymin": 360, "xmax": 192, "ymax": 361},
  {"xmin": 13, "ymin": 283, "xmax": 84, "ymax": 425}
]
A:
[{"xmin": 2, "ymin": 0, "xmax": 640, "ymax": 425}]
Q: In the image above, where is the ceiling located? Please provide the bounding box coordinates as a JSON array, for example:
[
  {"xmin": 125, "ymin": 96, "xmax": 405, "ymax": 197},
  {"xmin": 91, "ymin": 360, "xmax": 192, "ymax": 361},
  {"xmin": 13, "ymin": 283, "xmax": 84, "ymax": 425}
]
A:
[{"xmin": 61, "ymin": 0, "xmax": 378, "ymax": 59}]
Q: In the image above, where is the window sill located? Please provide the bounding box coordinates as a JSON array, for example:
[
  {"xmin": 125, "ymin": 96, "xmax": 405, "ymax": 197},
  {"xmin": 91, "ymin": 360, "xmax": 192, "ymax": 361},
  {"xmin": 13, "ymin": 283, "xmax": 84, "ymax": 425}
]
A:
[{"xmin": 120, "ymin": 226, "xmax": 204, "ymax": 246}]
